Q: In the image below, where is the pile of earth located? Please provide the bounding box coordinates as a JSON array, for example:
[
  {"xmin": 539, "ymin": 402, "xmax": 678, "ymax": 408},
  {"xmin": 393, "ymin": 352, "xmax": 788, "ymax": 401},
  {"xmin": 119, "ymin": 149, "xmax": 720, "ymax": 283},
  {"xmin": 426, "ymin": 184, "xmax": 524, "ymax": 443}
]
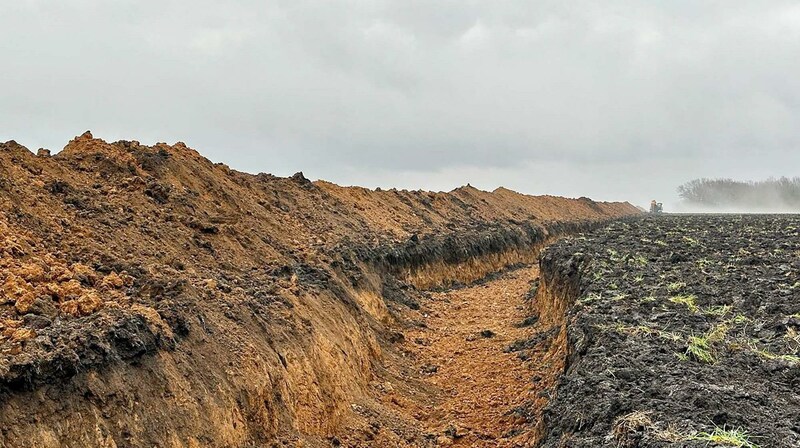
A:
[
  {"xmin": 535, "ymin": 215, "xmax": 800, "ymax": 447},
  {"xmin": 0, "ymin": 132, "xmax": 638, "ymax": 447}
]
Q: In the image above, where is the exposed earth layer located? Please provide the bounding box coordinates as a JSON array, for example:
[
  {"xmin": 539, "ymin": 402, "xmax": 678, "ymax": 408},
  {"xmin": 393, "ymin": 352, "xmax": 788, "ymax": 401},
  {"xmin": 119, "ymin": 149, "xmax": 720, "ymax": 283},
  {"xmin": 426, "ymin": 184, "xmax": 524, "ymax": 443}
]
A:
[{"xmin": 0, "ymin": 133, "xmax": 638, "ymax": 447}]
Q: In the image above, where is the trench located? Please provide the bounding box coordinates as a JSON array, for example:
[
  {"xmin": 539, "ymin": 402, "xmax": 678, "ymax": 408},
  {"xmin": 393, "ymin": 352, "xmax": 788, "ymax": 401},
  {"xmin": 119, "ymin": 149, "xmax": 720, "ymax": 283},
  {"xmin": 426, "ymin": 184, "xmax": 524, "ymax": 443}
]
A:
[
  {"xmin": 371, "ymin": 231, "xmax": 589, "ymax": 447},
  {"xmin": 0, "ymin": 137, "xmax": 640, "ymax": 447},
  {"xmin": 0, "ymin": 218, "xmax": 600, "ymax": 447}
]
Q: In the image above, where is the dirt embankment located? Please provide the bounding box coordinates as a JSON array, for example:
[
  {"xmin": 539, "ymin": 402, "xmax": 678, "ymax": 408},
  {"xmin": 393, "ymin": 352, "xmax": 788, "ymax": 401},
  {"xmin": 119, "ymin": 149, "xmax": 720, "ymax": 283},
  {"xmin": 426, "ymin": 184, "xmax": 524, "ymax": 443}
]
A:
[
  {"xmin": 0, "ymin": 132, "xmax": 638, "ymax": 447},
  {"xmin": 535, "ymin": 215, "xmax": 800, "ymax": 447}
]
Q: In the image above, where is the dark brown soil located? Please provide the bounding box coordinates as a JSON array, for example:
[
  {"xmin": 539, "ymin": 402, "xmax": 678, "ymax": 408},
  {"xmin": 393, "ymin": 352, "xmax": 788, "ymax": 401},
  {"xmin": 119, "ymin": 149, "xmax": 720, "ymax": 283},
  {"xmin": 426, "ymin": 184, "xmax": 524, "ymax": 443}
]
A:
[{"xmin": 536, "ymin": 215, "xmax": 800, "ymax": 448}]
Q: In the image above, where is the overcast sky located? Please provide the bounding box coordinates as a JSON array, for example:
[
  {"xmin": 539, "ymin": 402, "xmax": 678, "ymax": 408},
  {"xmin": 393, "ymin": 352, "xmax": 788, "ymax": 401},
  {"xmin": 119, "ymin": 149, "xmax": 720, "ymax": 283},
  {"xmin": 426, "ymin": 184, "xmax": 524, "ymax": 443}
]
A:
[{"xmin": 3, "ymin": 1, "xmax": 800, "ymax": 209}]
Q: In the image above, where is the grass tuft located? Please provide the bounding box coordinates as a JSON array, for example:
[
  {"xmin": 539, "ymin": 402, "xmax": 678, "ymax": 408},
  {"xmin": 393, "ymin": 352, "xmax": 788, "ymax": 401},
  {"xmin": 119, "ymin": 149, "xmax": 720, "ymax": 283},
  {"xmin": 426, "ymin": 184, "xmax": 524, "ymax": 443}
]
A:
[
  {"xmin": 686, "ymin": 335, "xmax": 714, "ymax": 363},
  {"xmin": 785, "ymin": 327, "xmax": 800, "ymax": 351},
  {"xmin": 597, "ymin": 324, "xmax": 681, "ymax": 342},
  {"xmin": 667, "ymin": 282, "xmax": 687, "ymax": 292},
  {"xmin": 706, "ymin": 322, "xmax": 730, "ymax": 343},
  {"xmin": 580, "ymin": 293, "xmax": 603, "ymax": 304},
  {"xmin": 752, "ymin": 348, "xmax": 800, "ymax": 365},
  {"xmin": 631, "ymin": 255, "xmax": 648, "ymax": 267},
  {"xmin": 703, "ymin": 304, "xmax": 732, "ymax": 317},
  {"xmin": 732, "ymin": 314, "xmax": 750, "ymax": 324},
  {"xmin": 681, "ymin": 322, "xmax": 730, "ymax": 364},
  {"xmin": 690, "ymin": 426, "xmax": 759, "ymax": 448},
  {"xmin": 682, "ymin": 235, "xmax": 700, "ymax": 246},
  {"xmin": 669, "ymin": 294, "xmax": 699, "ymax": 313},
  {"xmin": 611, "ymin": 411, "xmax": 654, "ymax": 446},
  {"xmin": 653, "ymin": 424, "xmax": 688, "ymax": 443}
]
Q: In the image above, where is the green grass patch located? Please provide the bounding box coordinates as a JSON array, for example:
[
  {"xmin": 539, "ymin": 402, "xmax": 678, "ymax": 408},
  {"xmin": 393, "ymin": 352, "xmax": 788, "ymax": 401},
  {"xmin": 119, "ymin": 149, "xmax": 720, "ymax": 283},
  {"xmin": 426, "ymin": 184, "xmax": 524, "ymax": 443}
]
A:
[
  {"xmin": 669, "ymin": 294, "xmax": 699, "ymax": 313},
  {"xmin": 597, "ymin": 324, "xmax": 681, "ymax": 342},
  {"xmin": 703, "ymin": 304, "xmax": 732, "ymax": 317},
  {"xmin": 686, "ymin": 335, "xmax": 714, "ymax": 363},
  {"xmin": 681, "ymin": 322, "xmax": 730, "ymax": 364},
  {"xmin": 579, "ymin": 293, "xmax": 603, "ymax": 304},
  {"xmin": 752, "ymin": 349, "xmax": 800, "ymax": 365},
  {"xmin": 706, "ymin": 322, "xmax": 730, "ymax": 343},
  {"xmin": 667, "ymin": 281, "xmax": 687, "ymax": 292},
  {"xmin": 732, "ymin": 314, "xmax": 750, "ymax": 324},
  {"xmin": 682, "ymin": 236, "xmax": 700, "ymax": 246},
  {"xmin": 690, "ymin": 426, "xmax": 759, "ymax": 447},
  {"xmin": 631, "ymin": 254, "xmax": 648, "ymax": 267}
]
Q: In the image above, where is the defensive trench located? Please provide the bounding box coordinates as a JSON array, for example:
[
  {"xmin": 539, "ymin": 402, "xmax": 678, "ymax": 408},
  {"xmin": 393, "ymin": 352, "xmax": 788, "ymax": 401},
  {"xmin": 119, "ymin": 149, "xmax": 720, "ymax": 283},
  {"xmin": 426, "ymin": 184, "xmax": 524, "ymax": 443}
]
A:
[{"xmin": 368, "ymin": 261, "xmax": 571, "ymax": 448}]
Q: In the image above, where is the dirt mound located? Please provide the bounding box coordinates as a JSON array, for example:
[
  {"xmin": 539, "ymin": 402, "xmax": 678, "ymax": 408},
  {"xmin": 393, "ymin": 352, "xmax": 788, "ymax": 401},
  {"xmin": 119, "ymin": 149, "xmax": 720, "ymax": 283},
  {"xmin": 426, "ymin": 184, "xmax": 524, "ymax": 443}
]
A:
[
  {"xmin": 536, "ymin": 215, "xmax": 800, "ymax": 447},
  {"xmin": 0, "ymin": 133, "xmax": 638, "ymax": 447}
]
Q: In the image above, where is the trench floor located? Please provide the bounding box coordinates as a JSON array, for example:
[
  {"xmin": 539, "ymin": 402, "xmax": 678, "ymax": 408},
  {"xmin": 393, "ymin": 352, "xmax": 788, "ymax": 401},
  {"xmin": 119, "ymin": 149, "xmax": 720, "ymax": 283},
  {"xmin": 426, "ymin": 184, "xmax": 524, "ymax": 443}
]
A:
[{"xmin": 396, "ymin": 266, "xmax": 558, "ymax": 447}]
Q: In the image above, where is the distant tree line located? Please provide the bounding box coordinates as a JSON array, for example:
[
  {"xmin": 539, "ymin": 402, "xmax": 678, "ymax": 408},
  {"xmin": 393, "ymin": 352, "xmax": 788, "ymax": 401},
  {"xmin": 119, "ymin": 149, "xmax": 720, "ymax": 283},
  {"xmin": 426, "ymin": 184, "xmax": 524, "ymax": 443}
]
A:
[{"xmin": 677, "ymin": 177, "xmax": 800, "ymax": 209}]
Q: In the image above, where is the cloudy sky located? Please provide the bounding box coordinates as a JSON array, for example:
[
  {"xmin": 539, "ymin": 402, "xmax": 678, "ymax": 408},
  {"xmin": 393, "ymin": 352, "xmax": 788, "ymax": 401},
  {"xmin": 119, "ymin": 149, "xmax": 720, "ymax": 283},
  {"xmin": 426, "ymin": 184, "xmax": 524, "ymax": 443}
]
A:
[{"xmin": 3, "ymin": 1, "xmax": 800, "ymax": 208}]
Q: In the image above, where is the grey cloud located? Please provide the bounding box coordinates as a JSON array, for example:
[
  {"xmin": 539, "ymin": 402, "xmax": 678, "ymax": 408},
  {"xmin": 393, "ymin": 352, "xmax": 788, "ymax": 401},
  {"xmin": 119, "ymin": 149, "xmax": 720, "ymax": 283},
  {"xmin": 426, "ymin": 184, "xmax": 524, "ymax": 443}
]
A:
[{"xmin": 2, "ymin": 1, "xmax": 799, "ymax": 208}]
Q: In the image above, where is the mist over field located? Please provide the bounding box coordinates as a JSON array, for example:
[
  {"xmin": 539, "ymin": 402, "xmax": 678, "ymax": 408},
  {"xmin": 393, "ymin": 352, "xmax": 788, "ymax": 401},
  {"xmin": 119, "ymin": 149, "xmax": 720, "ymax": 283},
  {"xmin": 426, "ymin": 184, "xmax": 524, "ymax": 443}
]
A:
[{"xmin": 674, "ymin": 177, "xmax": 800, "ymax": 213}]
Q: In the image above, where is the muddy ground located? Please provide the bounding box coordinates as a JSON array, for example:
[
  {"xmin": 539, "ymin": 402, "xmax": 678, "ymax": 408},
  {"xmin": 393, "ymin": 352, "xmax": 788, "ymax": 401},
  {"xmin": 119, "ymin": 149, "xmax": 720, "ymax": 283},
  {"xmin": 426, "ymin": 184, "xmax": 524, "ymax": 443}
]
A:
[{"xmin": 536, "ymin": 215, "xmax": 800, "ymax": 447}]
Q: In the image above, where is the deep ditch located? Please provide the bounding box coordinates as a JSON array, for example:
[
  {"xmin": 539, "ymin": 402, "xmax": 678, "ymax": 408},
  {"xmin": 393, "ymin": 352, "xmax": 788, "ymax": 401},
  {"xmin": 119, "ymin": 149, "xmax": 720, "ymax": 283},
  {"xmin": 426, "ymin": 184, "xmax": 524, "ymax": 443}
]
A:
[
  {"xmin": 371, "ymin": 219, "xmax": 620, "ymax": 447},
  {"xmin": 0, "ymin": 218, "xmax": 616, "ymax": 447},
  {"xmin": 0, "ymin": 135, "xmax": 641, "ymax": 447}
]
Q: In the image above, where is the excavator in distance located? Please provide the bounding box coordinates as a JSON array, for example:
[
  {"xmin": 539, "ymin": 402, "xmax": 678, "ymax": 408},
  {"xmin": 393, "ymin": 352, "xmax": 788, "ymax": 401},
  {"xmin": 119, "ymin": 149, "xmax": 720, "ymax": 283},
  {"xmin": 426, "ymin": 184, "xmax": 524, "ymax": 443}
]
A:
[{"xmin": 650, "ymin": 200, "xmax": 663, "ymax": 213}]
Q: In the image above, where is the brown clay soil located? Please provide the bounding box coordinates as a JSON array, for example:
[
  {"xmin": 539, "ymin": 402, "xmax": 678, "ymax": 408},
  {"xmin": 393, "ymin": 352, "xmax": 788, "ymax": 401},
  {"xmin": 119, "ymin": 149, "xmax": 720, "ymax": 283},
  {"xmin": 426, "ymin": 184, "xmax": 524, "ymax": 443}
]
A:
[
  {"xmin": 0, "ymin": 132, "xmax": 638, "ymax": 447},
  {"xmin": 398, "ymin": 266, "xmax": 561, "ymax": 447}
]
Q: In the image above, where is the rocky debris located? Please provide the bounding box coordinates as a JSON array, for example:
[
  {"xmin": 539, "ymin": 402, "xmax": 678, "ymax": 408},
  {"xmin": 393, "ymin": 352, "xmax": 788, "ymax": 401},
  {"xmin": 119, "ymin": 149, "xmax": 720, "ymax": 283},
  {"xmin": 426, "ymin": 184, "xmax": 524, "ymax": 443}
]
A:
[
  {"xmin": 290, "ymin": 171, "xmax": 311, "ymax": 185},
  {"xmin": 505, "ymin": 326, "xmax": 558, "ymax": 354},
  {"xmin": 442, "ymin": 423, "xmax": 469, "ymax": 439},
  {"xmin": 516, "ymin": 314, "xmax": 539, "ymax": 328},
  {"xmin": 420, "ymin": 364, "xmax": 439, "ymax": 374}
]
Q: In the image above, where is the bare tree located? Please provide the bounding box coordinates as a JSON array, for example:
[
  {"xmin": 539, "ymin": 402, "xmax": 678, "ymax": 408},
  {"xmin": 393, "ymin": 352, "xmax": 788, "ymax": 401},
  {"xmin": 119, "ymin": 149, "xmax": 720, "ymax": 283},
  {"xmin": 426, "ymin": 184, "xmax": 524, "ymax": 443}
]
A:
[{"xmin": 677, "ymin": 177, "xmax": 800, "ymax": 210}]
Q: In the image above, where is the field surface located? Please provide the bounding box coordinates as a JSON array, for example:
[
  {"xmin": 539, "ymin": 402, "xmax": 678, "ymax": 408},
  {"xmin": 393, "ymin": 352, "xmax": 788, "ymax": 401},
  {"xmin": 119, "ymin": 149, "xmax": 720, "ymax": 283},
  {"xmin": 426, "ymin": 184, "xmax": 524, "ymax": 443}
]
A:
[{"xmin": 537, "ymin": 215, "xmax": 800, "ymax": 447}]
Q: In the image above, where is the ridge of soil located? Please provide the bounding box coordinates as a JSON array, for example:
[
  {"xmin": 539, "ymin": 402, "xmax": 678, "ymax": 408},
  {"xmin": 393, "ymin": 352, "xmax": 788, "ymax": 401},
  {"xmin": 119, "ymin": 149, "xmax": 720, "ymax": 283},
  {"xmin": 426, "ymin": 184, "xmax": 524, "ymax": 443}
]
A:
[{"xmin": 0, "ymin": 132, "xmax": 638, "ymax": 447}]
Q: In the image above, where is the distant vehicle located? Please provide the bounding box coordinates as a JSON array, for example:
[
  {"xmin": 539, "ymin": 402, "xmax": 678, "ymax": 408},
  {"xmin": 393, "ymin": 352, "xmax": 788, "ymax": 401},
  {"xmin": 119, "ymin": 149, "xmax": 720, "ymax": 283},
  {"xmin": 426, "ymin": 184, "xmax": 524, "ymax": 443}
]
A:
[{"xmin": 649, "ymin": 200, "xmax": 663, "ymax": 213}]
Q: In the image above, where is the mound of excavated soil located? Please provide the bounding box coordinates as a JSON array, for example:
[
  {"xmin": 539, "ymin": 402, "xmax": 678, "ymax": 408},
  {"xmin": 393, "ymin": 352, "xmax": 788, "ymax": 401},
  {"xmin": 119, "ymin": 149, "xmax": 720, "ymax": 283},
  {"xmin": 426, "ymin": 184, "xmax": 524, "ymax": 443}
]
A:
[
  {"xmin": 536, "ymin": 215, "xmax": 800, "ymax": 447},
  {"xmin": 0, "ymin": 132, "xmax": 638, "ymax": 447}
]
